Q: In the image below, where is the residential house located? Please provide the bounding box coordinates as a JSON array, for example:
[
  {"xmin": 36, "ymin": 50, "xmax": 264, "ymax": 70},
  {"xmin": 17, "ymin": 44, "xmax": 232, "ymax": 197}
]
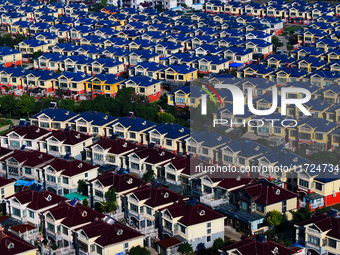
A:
[
  {"xmin": 123, "ymin": 76, "xmax": 162, "ymax": 102},
  {"xmin": 0, "ymin": 125, "xmax": 50, "ymax": 151},
  {"xmin": 160, "ymin": 201, "xmax": 225, "ymax": 250},
  {"xmin": 7, "ymin": 190, "xmax": 68, "ymax": 226},
  {"xmin": 42, "ymin": 158, "xmax": 98, "ymax": 195}
]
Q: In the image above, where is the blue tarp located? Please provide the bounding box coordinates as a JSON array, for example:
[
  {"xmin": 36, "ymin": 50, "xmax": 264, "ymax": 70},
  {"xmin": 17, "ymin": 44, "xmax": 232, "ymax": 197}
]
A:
[
  {"xmin": 229, "ymin": 62, "xmax": 243, "ymax": 67},
  {"xmin": 15, "ymin": 180, "xmax": 34, "ymax": 186}
]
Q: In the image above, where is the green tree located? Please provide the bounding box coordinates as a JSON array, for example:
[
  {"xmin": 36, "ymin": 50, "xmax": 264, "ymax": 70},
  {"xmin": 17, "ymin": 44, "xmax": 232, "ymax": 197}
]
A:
[
  {"xmin": 212, "ymin": 237, "xmax": 225, "ymax": 251},
  {"xmin": 290, "ymin": 207, "xmax": 312, "ymax": 224},
  {"xmin": 100, "ymin": 188, "xmax": 117, "ymax": 213},
  {"xmin": 142, "ymin": 169, "xmax": 155, "ymax": 182},
  {"xmin": 77, "ymin": 180, "xmax": 88, "ymax": 196},
  {"xmin": 32, "ymin": 50, "xmax": 43, "ymax": 59},
  {"xmin": 0, "ymin": 94, "xmax": 17, "ymax": 118},
  {"xmin": 16, "ymin": 95, "xmax": 35, "ymax": 119},
  {"xmin": 82, "ymin": 199, "xmax": 89, "ymax": 207},
  {"xmin": 157, "ymin": 112, "xmax": 175, "ymax": 123},
  {"xmin": 40, "ymin": 95, "xmax": 55, "ymax": 109},
  {"xmin": 178, "ymin": 242, "xmax": 193, "ymax": 254},
  {"xmin": 129, "ymin": 246, "xmax": 150, "ymax": 255},
  {"xmin": 59, "ymin": 98, "xmax": 77, "ymax": 112},
  {"xmin": 266, "ymin": 210, "xmax": 283, "ymax": 227},
  {"xmin": 271, "ymin": 36, "xmax": 283, "ymax": 53}
]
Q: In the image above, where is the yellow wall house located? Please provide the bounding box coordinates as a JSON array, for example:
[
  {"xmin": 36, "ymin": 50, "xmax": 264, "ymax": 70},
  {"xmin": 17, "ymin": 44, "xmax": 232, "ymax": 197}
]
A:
[
  {"xmin": 160, "ymin": 202, "xmax": 225, "ymax": 250},
  {"xmin": 129, "ymin": 62, "xmax": 165, "ymax": 80},
  {"xmin": 167, "ymin": 85, "xmax": 204, "ymax": 108},
  {"xmin": 15, "ymin": 40, "xmax": 49, "ymax": 54},
  {"xmin": 86, "ymin": 74, "xmax": 125, "ymax": 98},
  {"xmin": 9, "ymin": 22, "xmax": 30, "ymax": 36},
  {"xmin": 0, "ymin": 176, "xmax": 15, "ymax": 199},
  {"xmin": 76, "ymin": 219, "xmax": 144, "ymax": 255},
  {"xmin": 161, "ymin": 65, "xmax": 198, "ymax": 83}
]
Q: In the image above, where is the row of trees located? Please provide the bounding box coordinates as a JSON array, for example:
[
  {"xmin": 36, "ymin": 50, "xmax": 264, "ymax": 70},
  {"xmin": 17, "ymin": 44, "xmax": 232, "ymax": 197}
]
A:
[{"xmin": 0, "ymin": 88, "xmax": 190, "ymax": 127}]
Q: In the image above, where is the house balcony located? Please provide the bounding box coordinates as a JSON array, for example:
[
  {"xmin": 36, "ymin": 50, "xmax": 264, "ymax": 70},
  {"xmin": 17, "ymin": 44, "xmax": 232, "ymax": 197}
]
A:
[
  {"xmin": 48, "ymin": 151, "xmax": 61, "ymax": 157},
  {"xmin": 200, "ymin": 193, "xmax": 228, "ymax": 208}
]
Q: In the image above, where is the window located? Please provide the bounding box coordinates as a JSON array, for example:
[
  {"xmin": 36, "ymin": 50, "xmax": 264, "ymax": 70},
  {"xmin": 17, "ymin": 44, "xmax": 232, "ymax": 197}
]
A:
[
  {"xmin": 147, "ymin": 219, "xmax": 152, "ymax": 227},
  {"xmin": 63, "ymin": 189, "xmax": 69, "ymax": 195},
  {"xmin": 165, "ymin": 139, "xmax": 172, "ymax": 146},
  {"xmin": 47, "ymin": 175, "xmax": 56, "ymax": 183},
  {"xmin": 29, "ymin": 210, "xmax": 34, "ymax": 218},
  {"xmin": 62, "ymin": 226, "xmax": 68, "ymax": 235},
  {"xmin": 130, "ymin": 204, "xmax": 138, "ymax": 212},
  {"xmin": 178, "ymin": 75, "xmax": 184, "ymax": 80},
  {"xmin": 47, "ymin": 222, "xmax": 55, "ymax": 232},
  {"xmin": 207, "ymin": 236, "xmax": 211, "ymax": 242},
  {"xmin": 328, "ymin": 238, "xmax": 337, "ymax": 249},
  {"xmin": 241, "ymin": 201, "xmax": 249, "ymax": 211},
  {"xmin": 12, "ymin": 207, "xmax": 20, "ymax": 217},
  {"xmin": 129, "ymin": 132, "xmax": 136, "ymax": 139},
  {"xmin": 146, "ymin": 207, "xmax": 152, "ymax": 215},
  {"xmin": 92, "ymin": 127, "xmax": 99, "ymax": 133},
  {"xmin": 95, "ymin": 190, "xmax": 103, "ymax": 198},
  {"xmin": 239, "ymin": 158, "xmax": 245, "ymax": 165},
  {"xmin": 94, "ymin": 154, "xmax": 103, "ymax": 161},
  {"xmin": 315, "ymin": 133, "xmax": 323, "ymax": 140},
  {"xmin": 282, "ymin": 200, "xmax": 287, "ymax": 213},
  {"xmin": 24, "ymin": 168, "xmax": 32, "ymax": 175},
  {"xmin": 299, "ymin": 179, "xmax": 309, "ymax": 188},
  {"xmin": 180, "ymin": 225, "xmax": 186, "ymax": 234},
  {"xmin": 202, "ymin": 148, "xmax": 209, "ymax": 155},
  {"xmin": 105, "ymin": 85, "xmax": 110, "ymax": 91},
  {"xmin": 256, "ymin": 203, "xmax": 264, "ymax": 213},
  {"xmin": 62, "ymin": 177, "xmax": 69, "ymax": 184},
  {"xmin": 314, "ymin": 182, "xmax": 323, "ymax": 191},
  {"xmin": 308, "ymin": 235, "xmax": 320, "ymax": 246}
]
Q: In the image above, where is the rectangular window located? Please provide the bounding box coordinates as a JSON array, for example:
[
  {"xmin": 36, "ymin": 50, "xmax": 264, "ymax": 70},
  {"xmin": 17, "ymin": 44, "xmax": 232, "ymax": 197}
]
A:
[
  {"xmin": 299, "ymin": 179, "xmax": 309, "ymax": 188},
  {"xmin": 47, "ymin": 222, "xmax": 55, "ymax": 232},
  {"xmin": 130, "ymin": 204, "xmax": 138, "ymax": 212},
  {"xmin": 328, "ymin": 238, "xmax": 337, "ymax": 249},
  {"xmin": 62, "ymin": 177, "xmax": 69, "ymax": 184},
  {"xmin": 308, "ymin": 235, "xmax": 320, "ymax": 246},
  {"xmin": 12, "ymin": 207, "xmax": 20, "ymax": 217},
  {"xmin": 180, "ymin": 225, "xmax": 186, "ymax": 234},
  {"xmin": 25, "ymin": 168, "xmax": 32, "ymax": 175},
  {"xmin": 62, "ymin": 226, "xmax": 68, "ymax": 235},
  {"xmin": 282, "ymin": 200, "xmax": 287, "ymax": 213},
  {"xmin": 95, "ymin": 190, "xmax": 103, "ymax": 198},
  {"xmin": 315, "ymin": 182, "xmax": 323, "ymax": 191},
  {"xmin": 29, "ymin": 210, "xmax": 34, "ymax": 218}
]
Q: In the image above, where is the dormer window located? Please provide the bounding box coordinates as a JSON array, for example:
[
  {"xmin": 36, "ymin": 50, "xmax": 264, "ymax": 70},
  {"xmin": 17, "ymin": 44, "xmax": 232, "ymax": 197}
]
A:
[
  {"xmin": 8, "ymin": 243, "xmax": 14, "ymax": 249},
  {"xmin": 82, "ymin": 211, "xmax": 87, "ymax": 217},
  {"xmin": 164, "ymin": 192, "xmax": 169, "ymax": 198},
  {"xmin": 275, "ymin": 189, "xmax": 280, "ymax": 195},
  {"xmin": 47, "ymin": 195, "xmax": 52, "ymax": 201},
  {"xmin": 199, "ymin": 210, "xmax": 205, "ymax": 216},
  {"xmin": 78, "ymin": 163, "xmax": 83, "ymax": 168},
  {"xmin": 117, "ymin": 229, "xmax": 123, "ymax": 235},
  {"xmin": 127, "ymin": 178, "xmax": 133, "ymax": 184}
]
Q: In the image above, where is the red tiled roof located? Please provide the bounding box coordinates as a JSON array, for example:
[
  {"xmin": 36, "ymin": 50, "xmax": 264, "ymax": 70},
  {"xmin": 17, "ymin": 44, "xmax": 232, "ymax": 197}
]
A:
[
  {"xmin": 77, "ymin": 220, "xmax": 143, "ymax": 247},
  {"xmin": 89, "ymin": 138, "xmax": 138, "ymax": 155},
  {"xmin": 2, "ymin": 150, "xmax": 55, "ymax": 167},
  {"xmin": 59, "ymin": 205, "xmax": 105, "ymax": 228},
  {"xmin": 132, "ymin": 147, "xmax": 176, "ymax": 164},
  {"xmin": 91, "ymin": 172, "xmax": 146, "ymax": 192},
  {"xmin": 0, "ymin": 231, "xmax": 36, "ymax": 255},
  {"xmin": 43, "ymin": 158, "xmax": 97, "ymax": 177},
  {"xmin": 10, "ymin": 224, "xmax": 36, "ymax": 233},
  {"xmin": 211, "ymin": 172, "xmax": 254, "ymax": 190},
  {"xmin": 157, "ymin": 237, "xmax": 182, "ymax": 249},
  {"xmin": 163, "ymin": 156, "xmax": 213, "ymax": 177},
  {"xmin": 220, "ymin": 238, "xmax": 296, "ymax": 255},
  {"xmin": 131, "ymin": 186, "xmax": 186, "ymax": 208},
  {"xmin": 0, "ymin": 177, "xmax": 14, "ymax": 188},
  {"xmin": 234, "ymin": 181, "xmax": 298, "ymax": 206},
  {"xmin": 0, "ymin": 147, "xmax": 12, "ymax": 159},
  {"xmin": 7, "ymin": 190, "xmax": 68, "ymax": 210},
  {"xmin": 3, "ymin": 125, "xmax": 50, "ymax": 140},
  {"xmin": 295, "ymin": 213, "xmax": 340, "ymax": 239},
  {"xmin": 164, "ymin": 201, "xmax": 224, "ymax": 226},
  {"xmin": 43, "ymin": 130, "xmax": 91, "ymax": 145}
]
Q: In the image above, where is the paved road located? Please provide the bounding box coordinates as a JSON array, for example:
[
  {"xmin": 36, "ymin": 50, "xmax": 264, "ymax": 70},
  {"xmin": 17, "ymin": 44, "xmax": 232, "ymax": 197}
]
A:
[{"xmin": 225, "ymin": 226, "xmax": 242, "ymax": 242}]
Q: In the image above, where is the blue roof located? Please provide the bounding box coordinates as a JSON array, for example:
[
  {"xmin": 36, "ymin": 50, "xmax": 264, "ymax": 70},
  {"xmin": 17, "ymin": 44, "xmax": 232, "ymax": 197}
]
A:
[
  {"xmin": 166, "ymin": 64, "xmax": 197, "ymax": 74},
  {"xmin": 297, "ymin": 118, "xmax": 337, "ymax": 132},
  {"xmin": 61, "ymin": 72, "xmax": 92, "ymax": 82},
  {"xmin": 130, "ymin": 62, "xmax": 166, "ymax": 71},
  {"xmin": 191, "ymin": 131, "xmax": 231, "ymax": 148},
  {"xmin": 91, "ymin": 74, "xmax": 125, "ymax": 84},
  {"xmin": 114, "ymin": 117, "xmax": 155, "ymax": 131},
  {"xmin": 70, "ymin": 111, "xmax": 116, "ymax": 126},
  {"xmin": 150, "ymin": 123, "xmax": 190, "ymax": 139},
  {"xmin": 20, "ymin": 39, "xmax": 47, "ymax": 47},
  {"xmin": 227, "ymin": 140, "xmax": 271, "ymax": 158},
  {"xmin": 0, "ymin": 47, "xmax": 20, "ymax": 55},
  {"xmin": 31, "ymin": 108, "xmax": 77, "ymax": 121},
  {"xmin": 126, "ymin": 76, "xmax": 159, "ymax": 87},
  {"xmin": 29, "ymin": 70, "xmax": 60, "ymax": 80}
]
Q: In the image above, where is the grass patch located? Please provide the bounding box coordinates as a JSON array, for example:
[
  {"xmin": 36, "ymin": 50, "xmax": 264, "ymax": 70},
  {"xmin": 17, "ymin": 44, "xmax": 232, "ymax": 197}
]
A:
[
  {"xmin": 0, "ymin": 128, "xmax": 10, "ymax": 135},
  {"xmin": 284, "ymin": 26, "xmax": 302, "ymax": 32}
]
